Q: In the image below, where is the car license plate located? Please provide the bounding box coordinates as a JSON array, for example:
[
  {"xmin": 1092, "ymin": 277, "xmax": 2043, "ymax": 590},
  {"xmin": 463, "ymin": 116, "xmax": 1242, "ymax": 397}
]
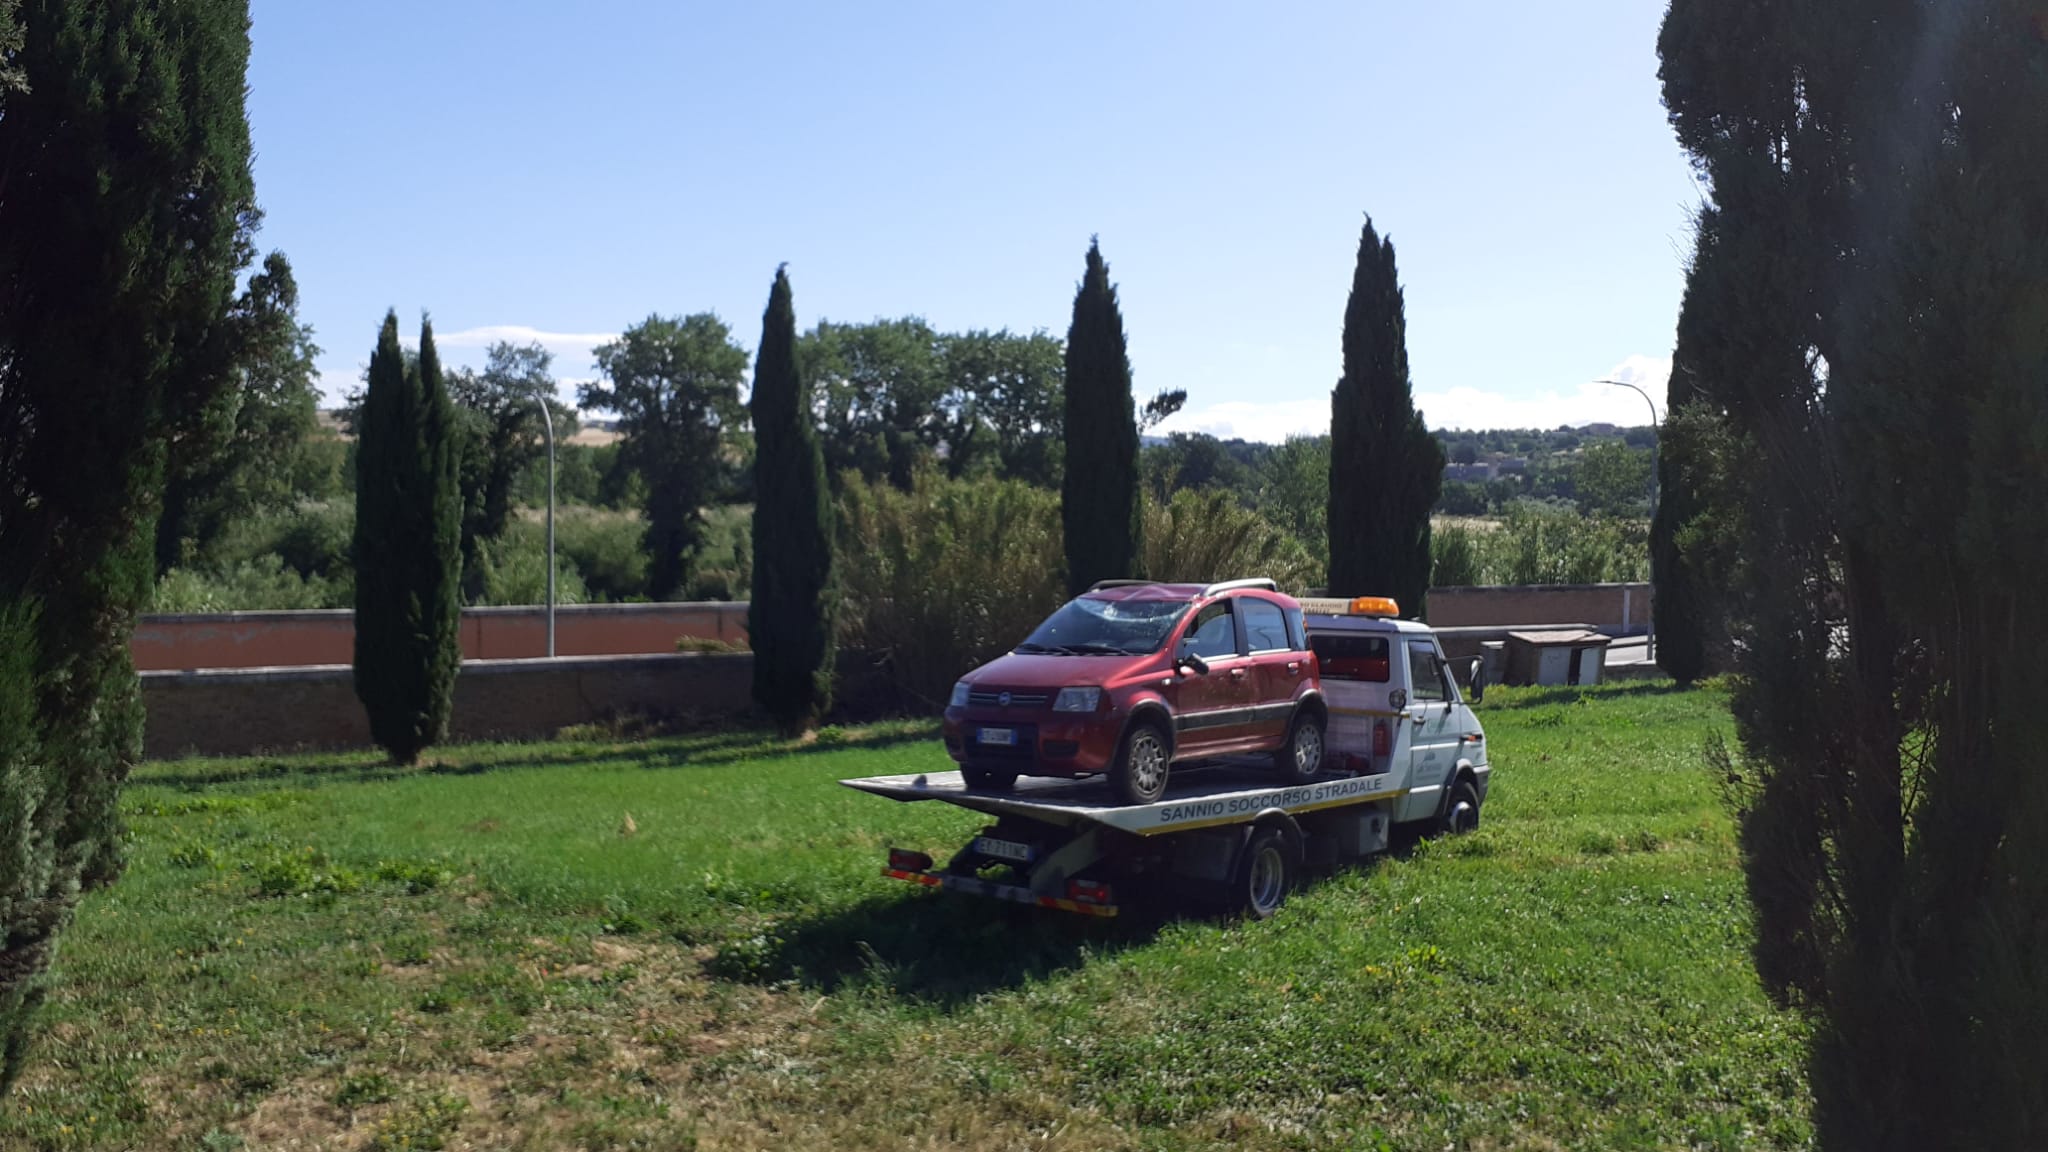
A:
[
  {"xmin": 974, "ymin": 836, "xmax": 1034, "ymax": 863},
  {"xmin": 977, "ymin": 727, "xmax": 1016, "ymax": 747}
]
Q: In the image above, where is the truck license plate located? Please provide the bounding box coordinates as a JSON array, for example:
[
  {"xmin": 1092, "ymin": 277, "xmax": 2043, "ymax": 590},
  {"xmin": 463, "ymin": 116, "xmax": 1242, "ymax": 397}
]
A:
[
  {"xmin": 977, "ymin": 727, "xmax": 1016, "ymax": 747},
  {"xmin": 974, "ymin": 836, "xmax": 1034, "ymax": 863}
]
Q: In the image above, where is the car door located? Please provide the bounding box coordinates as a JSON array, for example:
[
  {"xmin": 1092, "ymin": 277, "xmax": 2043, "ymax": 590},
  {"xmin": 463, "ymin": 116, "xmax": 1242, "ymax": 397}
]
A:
[
  {"xmin": 1238, "ymin": 596, "xmax": 1304, "ymax": 742},
  {"xmin": 1404, "ymin": 639, "xmax": 1461, "ymax": 808},
  {"xmin": 1171, "ymin": 598, "xmax": 1254, "ymax": 753}
]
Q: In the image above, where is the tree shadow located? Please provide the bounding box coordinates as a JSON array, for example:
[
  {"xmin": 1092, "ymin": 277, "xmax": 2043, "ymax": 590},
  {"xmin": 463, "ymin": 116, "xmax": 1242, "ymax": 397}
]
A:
[
  {"xmin": 138, "ymin": 722, "xmax": 940, "ymax": 791},
  {"xmin": 1478, "ymin": 678, "xmax": 1691, "ymax": 711},
  {"xmin": 734, "ymin": 887, "xmax": 1172, "ymax": 1007}
]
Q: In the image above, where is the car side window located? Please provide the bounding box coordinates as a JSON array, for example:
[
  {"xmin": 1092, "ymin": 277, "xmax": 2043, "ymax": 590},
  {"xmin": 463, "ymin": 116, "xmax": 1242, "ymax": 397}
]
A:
[
  {"xmin": 1241, "ymin": 599, "xmax": 1289, "ymax": 653},
  {"xmin": 1283, "ymin": 605, "xmax": 1305, "ymax": 651},
  {"xmin": 1182, "ymin": 600, "xmax": 1239, "ymax": 660},
  {"xmin": 1408, "ymin": 641, "xmax": 1446, "ymax": 702}
]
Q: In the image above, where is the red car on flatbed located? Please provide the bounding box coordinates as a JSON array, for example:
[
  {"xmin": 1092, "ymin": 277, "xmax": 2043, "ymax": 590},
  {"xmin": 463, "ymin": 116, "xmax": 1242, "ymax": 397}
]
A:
[{"xmin": 942, "ymin": 578, "xmax": 1328, "ymax": 805}]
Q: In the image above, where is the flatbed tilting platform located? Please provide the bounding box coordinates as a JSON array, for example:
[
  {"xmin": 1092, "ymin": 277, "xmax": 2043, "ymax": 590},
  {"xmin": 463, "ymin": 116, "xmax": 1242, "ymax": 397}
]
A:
[{"xmin": 841, "ymin": 761, "xmax": 1407, "ymax": 836}]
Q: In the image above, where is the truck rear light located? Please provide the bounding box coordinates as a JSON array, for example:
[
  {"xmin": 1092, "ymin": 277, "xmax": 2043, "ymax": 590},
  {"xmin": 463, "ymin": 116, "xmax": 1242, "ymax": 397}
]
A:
[
  {"xmin": 1067, "ymin": 879, "xmax": 1113, "ymax": 905},
  {"xmin": 888, "ymin": 848, "xmax": 933, "ymax": 873},
  {"xmin": 1373, "ymin": 719, "xmax": 1391, "ymax": 758}
]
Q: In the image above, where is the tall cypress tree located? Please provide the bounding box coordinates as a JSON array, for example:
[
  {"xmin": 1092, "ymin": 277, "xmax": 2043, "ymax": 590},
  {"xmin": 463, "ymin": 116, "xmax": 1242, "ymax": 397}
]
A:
[
  {"xmin": 0, "ymin": 0, "xmax": 256, "ymax": 1089},
  {"xmin": 749, "ymin": 267, "xmax": 837, "ymax": 731},
  {"xmin": 353, "ymin": 315, "xmax": 464, "ymax": 765},
  {"xmin": 1061, "ymin": 239, "xmax": 1141, "ymax": 595},
  {"xmin": 1662, "ymin": 0, "xmax": 2048, "ymax": 1144},
  {"xmin": 1327, "ymin": 217, "xmax": 1443, "ymax": 615},
  {"xmin": 1649, "ymin": 213, "xmax": 1723, "ymax": 685}
]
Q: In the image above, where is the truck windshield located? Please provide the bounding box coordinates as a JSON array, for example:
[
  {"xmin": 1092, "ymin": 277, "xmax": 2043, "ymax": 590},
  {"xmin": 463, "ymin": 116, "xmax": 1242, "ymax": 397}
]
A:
[
  {"xmin": 1309, "ymin": 633, "xmax": 1391, "ymax": 681},
  {"xmin": 1017, "ymin": 597, "xmax": 1191, "ymax": 655}
]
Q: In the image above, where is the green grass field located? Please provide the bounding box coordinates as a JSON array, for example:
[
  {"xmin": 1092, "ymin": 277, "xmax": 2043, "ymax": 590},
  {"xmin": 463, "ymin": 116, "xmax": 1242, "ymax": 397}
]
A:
[{"xmin": 0, "ymin": 682, "xmax": 1810, "ymax": 1151}]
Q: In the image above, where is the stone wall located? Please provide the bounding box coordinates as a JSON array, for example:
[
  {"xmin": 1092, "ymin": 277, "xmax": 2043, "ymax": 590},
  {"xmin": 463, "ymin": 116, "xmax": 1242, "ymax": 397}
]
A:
[
  {"xmin": 141, "ymin": 652, "xmax": 754, "ymax": 759},
  {"xmin": 132, "ymin": 602, "xmax": 749, "ymax": 671}
]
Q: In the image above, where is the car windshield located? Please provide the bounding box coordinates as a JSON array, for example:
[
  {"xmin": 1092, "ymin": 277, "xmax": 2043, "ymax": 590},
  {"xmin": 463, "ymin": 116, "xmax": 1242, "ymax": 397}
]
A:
[{"xmin": 1016, "ymin": 596, "xmax": 1191, "ymax": 655}]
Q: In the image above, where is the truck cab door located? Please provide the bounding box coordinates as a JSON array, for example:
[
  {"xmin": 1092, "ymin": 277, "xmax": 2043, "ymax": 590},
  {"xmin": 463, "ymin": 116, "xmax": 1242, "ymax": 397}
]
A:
[{"xmin": 1399, "ymin": 640, "xmax": 1460, "ymax": 821}]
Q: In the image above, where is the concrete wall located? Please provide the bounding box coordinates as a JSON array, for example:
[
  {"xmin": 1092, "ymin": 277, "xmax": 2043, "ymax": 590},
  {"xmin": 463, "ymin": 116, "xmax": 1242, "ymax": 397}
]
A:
[
  {"xmin": 1425, "ymin": 583, "xmax": 1651, "ymax": 634},
  {"xmin": 141, "ymin": 652, "xmax": 754, "ymax": 759},
  {"xmin": 132, "ymin": 602, "xmax": 749, "ymax": 671}
]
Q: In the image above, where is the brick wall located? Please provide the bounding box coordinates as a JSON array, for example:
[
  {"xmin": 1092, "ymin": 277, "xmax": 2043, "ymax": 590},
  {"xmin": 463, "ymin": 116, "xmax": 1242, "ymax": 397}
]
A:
[
  {"xmin": 132, "ymin": 602, "xmax": 750, "ymax": 671},
  {"xmin": 1425, "ymin": 583, "xmax": 1651, "ymax": 633},
  {"xmin": 141, "ymin": 652, "xmax": 754, "ymax": 758}
]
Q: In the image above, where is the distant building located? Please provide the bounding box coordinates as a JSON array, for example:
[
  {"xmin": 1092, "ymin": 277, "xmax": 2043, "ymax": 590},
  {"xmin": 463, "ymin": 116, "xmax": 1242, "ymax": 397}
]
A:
[
  {"xmin": 1443, "ymin": 462, "xmax": 1497, "ymax": 483},
  {"xmin": 1495, "ymin": 457, "xmax": 1529, "ymax": 474}
]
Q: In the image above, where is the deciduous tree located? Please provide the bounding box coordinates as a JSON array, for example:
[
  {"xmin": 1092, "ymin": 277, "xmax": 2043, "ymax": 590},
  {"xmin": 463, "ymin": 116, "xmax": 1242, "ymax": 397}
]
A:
[
  {"xmin": 447, "ymin": 341, "xmax": 574, "ymax": 602},
  {"xmin": 582, "ymin": 315, "xmax": 746, "ymax": 600}
]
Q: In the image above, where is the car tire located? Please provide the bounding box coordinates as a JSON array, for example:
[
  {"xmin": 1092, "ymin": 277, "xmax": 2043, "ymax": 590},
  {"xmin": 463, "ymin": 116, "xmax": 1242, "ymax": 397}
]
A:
[
  {"xmin": 1109, "ymin": 720, "xmax": 1172, "ymax": 806},
  {"xmin": 1273, "ymin": 709, "xmax": 1326, "ymax": 784},
  {"xmin": 1438, "ymin": 777, "xmax": 1481, "ymax": 836},
  {"xmin": 962, "ymin": 765, "xmax": 1017, "ymax": 792},
  {"xmin": 1233, "ymin": 826, "xmax": 1294, "ymax": 919}
]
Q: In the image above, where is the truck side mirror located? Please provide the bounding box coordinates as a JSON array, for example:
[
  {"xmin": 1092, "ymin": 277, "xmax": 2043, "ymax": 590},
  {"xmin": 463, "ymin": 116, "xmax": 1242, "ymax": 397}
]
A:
[{"xmin": 1466, "ymin": 656, "xmax": 1485, "ymax": 702}]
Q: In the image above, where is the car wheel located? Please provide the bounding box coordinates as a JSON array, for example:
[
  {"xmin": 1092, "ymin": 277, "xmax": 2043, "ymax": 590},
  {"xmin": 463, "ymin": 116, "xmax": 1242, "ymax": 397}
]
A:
[
  {"xmin": 1274, "ymin": 710, "xmax": 1325, "ymax": 783},
  {"xmin": 1438, "ymin": 777, "xmax": 1481, "ymax": 836},
  {"xmin": 1234, "ymin": 826, "xmax": 1294, "ymax": 919},
  {"xmin": 962, "ymin": 765, "xmax": 1017, "ymax": 792},
  {"xmin": 1109, "ymin": 721, "xmax": 1172, "ymax": 806}
]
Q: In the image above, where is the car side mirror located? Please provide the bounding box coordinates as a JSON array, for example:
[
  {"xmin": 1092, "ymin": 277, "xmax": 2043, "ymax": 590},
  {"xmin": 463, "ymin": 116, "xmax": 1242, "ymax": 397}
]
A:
[
  {"xmin": 1465, "ymin": 656, "xmax": 1485, "ymax": 703},
  {"xmin": 1177, "ymin": 653, "xmax": 1210, "ymax": 677}
]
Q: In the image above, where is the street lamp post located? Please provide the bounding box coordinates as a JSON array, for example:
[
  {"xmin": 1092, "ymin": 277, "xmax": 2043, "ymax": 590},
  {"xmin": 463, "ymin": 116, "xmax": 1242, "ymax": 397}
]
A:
[
  {"xmin": 1595, "ymin": 379, "xmax": 1659, "ymax": 664},
  {"xmin": 536, "ymin": 397, "xmax": 556, "ymax": 658}
]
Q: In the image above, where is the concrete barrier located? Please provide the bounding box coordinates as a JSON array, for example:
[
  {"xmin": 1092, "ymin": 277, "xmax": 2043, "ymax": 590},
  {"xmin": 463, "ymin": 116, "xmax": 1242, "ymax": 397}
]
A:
[
  {"xmin": 1426, "ymin": 583, "xmax": 1651, "ymax": 634},
  {"xmin": 132, "ymin": 602, "xmax": 750, "ymax": 671}
]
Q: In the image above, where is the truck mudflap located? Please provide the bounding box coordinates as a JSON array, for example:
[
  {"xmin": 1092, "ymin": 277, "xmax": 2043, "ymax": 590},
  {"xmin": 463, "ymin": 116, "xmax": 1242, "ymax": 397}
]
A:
[{"xmin": 882, "ymin": 866, "xmax": 1119, "ymax": 918}]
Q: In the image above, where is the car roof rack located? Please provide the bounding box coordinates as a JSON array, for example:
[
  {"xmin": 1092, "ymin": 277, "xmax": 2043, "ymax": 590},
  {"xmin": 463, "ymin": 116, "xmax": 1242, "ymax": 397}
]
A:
[
  {"xmin": 1087, "ymin": 579, "xmax": 1156, "ymax": 592},
  {"xmin": 1201, "ymin": 577, "xmax": 1278, "ymax": 597}
]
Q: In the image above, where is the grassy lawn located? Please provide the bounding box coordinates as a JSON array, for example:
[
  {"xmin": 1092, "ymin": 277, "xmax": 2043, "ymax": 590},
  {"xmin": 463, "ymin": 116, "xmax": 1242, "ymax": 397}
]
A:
[{"xmin": 0, "ymin": 683, "xmax": 1810, "ymax": 1151}]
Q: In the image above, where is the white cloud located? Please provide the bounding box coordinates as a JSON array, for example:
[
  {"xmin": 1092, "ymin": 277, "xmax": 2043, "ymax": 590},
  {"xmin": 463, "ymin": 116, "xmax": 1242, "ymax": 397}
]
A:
[
  {"xmin": 433, "ymin": 325, "xmax": 618, "ymax": 355},
  {"xmin": 1154, "ymin": 356, "xmax": 1674, "ymax": 442}
]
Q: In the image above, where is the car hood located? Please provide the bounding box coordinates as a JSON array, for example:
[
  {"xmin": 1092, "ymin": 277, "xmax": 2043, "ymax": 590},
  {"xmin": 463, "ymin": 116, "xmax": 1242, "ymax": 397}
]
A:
[{"xmin": 965, "ymin": 650, "xmax": 1159, "ymax": 689}]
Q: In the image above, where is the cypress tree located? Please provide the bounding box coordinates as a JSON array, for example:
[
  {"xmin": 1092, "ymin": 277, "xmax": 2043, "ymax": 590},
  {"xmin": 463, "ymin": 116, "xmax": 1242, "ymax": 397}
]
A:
[
  {"xmin": 748, "ymin": 267, "xmax": 837, "ymax": 731},
  {"xmin": 1061, "ymin": 239, "xmax": 1141, "ymax": 595},
  {"xmin": 1327, "ymin": 217, "xmax": 1443, "ymax": 615},
  {"xmin": 352, "ymin": 315, "xmax": 464, "ymax": 765},
  {"xmin": 1648, "ymin": 214, "xmax": 1722, "ymax": 685},
  {"xmin": 1662, "ymin": 0, "xmax": 2048, "ymax": 1143},
  {"xmin": 0, "ymin": 0, "xmax": 256, "ymax": 1089}
]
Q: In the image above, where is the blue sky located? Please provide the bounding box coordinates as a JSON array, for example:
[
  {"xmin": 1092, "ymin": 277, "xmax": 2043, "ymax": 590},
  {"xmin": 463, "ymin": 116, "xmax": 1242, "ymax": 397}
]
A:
[{"xmin": 248, "ymin": 1, "xmax": 1700, "ymax": 437}]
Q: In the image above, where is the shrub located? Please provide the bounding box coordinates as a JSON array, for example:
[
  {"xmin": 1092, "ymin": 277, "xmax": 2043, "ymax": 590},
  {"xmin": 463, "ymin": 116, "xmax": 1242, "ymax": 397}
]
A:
[
  {"xmin": 153, "ymin": 555, "xmax": 348, "ymax": 612},
  {"xmin": 474, "ymin": 519, "xmax": 588, "ymax": 607},
  {"xmin": 1430, "ymin": 522, "xmax": 1483, "ymax": 588},
  {"xmin": 1141, "ymin": 489, "xmax": 1317, "ymax": 592},
  {"xmin": 554, "ymin": 508, "xmax": 648, "ymax": 602},
  {"xmin": 836, "ymin": 472, "xmax": 1065, "ymax": 707}
]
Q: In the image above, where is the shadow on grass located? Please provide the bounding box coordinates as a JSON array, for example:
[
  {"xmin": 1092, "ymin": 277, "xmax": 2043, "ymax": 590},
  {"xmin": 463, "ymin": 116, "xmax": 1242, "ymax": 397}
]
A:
[
  {"xmin": 731, "ymin": 888, "xmax": 1171, "ymax": 1007},
  {"xmin": 139, "ymin": 723, "xmax": 940, "ymax": 791},
  {"xmin": 1478, "ymin": 678, "xmax": 1688, "ymax": 711}
]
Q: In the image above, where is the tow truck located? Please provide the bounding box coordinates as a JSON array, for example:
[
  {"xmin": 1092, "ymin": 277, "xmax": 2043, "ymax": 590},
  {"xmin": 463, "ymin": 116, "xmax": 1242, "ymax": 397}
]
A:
[{"xmin": 842, "ymin": 595, "xmax": 1490, "ymax": 918}]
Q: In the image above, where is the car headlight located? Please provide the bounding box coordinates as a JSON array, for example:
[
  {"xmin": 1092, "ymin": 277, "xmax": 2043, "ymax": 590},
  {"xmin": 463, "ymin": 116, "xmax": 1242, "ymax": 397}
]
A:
[
  {"xmin": 1053, "ymin": 687, "xmax": 1102, "ymax": 713},
  {"xmin": 949, "ymin": 682, "xmax": 971, "ymax": 709}
]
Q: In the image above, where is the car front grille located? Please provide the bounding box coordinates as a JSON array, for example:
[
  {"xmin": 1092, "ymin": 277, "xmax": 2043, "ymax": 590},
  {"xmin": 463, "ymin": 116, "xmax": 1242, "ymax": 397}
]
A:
[{"xmin": 967, "ymin": 690, "xmax": 1049, "ymax": 709}]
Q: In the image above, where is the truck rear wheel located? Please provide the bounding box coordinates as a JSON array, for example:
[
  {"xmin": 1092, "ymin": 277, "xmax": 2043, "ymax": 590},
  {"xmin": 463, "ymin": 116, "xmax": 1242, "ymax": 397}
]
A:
[
  {"xmin": 1273, "ymin": 710, "xmax": 1325, "ymax": 784},
  {"xmin": 1109, "ymin": 720, "xmax": 1172, "ymax": 806},
  {"xmin": 1234, "ymin": 827, "xmax": 1294, "ymax": 919}
]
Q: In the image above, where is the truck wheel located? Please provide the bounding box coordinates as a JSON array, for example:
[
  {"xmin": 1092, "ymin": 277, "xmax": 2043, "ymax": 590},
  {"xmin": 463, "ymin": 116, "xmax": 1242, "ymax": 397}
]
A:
[
  {"xmin": 1234, "ymin": 827, "xmax": 1293, "ymax": 919},
  {"xmin": 1438, "ymin": 778, "xmax": 1481, "ymax": 836},
  {"xmin": 962, "ymin": 765, "xmax": 1017, "ymax": 792},
  {"xmin": 1109, "ymin": 721, "xmax": 1171, "ymax": 806},
  {"xmin": 1274, "ymin": 710, "xmax": 1325, "ymax": 784}
]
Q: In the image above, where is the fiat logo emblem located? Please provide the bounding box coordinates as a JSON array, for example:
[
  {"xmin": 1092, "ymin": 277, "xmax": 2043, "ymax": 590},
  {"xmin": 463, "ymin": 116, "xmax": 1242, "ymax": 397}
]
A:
[{"xmin": 998, "ymin": 692, "xmax": 1012, "ymax": 707}]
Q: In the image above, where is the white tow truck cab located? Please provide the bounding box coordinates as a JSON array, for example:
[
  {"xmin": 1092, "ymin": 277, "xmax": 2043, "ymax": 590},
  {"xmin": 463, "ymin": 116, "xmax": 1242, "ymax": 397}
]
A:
[{"xmin": 843, "ymin": 596, "xmax": 1491, "ymax": 919}]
